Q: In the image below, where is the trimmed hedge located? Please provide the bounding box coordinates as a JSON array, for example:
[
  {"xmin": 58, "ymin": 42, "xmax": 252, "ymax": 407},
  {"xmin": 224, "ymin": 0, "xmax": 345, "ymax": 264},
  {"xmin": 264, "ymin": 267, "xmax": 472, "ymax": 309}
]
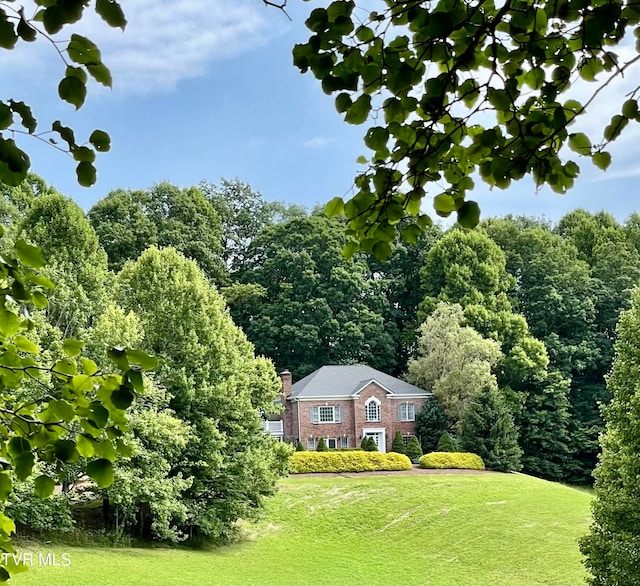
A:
[
  {"xmin": 290, "ymin": 451, "xmax": 412, "ymax": 473},
  {"xmin": 418, "ymin": 452, "xmax": 485, "ymax": 470}
]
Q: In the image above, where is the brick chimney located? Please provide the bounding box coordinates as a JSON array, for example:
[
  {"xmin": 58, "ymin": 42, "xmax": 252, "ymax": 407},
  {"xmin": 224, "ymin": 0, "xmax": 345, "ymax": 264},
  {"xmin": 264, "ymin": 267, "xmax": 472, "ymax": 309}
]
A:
[{"xmin": 280, "ymin": 370, "xmax": 293, "ymax": 398}]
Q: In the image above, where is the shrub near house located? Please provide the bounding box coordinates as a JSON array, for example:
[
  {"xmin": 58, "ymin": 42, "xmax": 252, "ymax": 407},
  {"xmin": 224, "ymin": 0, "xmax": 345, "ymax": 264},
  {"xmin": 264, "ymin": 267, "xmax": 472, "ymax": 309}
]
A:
[{"xmin": 290, "ymin": 451, "xmax": 412, "ymax": 473}]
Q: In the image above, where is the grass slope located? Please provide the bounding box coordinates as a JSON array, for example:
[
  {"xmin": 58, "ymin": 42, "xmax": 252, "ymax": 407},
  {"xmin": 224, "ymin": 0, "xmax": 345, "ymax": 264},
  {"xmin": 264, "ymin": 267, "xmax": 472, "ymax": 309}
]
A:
[{"xmin": 15, "ymin": 473, "xmax": 591, "ymax": 586}]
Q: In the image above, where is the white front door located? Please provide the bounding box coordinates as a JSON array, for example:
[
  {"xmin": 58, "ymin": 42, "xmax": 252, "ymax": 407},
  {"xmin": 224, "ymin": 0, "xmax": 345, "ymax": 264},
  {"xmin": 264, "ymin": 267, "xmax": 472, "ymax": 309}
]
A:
[{"xmin": 363, "ymin": 428, "xmax": 386, "ymax": 453}]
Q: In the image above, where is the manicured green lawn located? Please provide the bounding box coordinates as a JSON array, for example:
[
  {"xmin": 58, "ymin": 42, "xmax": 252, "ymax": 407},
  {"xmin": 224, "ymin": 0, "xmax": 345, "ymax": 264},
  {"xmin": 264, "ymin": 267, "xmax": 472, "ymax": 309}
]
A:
[{"xmin": 14, "ymin": 472, "xmax": 592, "ymax": 586}]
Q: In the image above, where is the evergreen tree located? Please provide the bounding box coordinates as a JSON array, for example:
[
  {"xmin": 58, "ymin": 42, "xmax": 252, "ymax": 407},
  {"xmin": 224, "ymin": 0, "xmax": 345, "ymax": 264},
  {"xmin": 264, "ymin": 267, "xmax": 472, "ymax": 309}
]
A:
[
  {"xmin": 460, "ymin": 389, "xmax": 522, "ymax": 472},
  {"xmin": 581, "ymin": 288, "xmax": 640, "ymax": 585},
  {"xmin": 391, "ymin": 431, "xmax": 405, "ymax": 454},
  {"xmin": 416, "ymin": 397, "xmax": 449, "ymax": 453},
  {"xmin": 405, "ymin": 437, "xmax": 423, "ymax": 463},
  {"xmin": 295, "ymin": 441, "xmax": 306, "ymax": 452},
  {"xmin": 437, "ymin": 432, "xmax": 457, "ymax": 453},
  {"xmin": 316, "ymin": 437, "xmax": 328, "ymax": 452}
]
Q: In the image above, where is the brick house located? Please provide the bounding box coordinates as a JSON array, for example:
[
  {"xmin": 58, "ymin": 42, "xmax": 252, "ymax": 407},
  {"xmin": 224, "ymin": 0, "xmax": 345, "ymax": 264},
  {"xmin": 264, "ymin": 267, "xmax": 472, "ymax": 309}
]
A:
[{"xmin": 268, "ymin": 365, "xmax": 431, "ymax": 452}]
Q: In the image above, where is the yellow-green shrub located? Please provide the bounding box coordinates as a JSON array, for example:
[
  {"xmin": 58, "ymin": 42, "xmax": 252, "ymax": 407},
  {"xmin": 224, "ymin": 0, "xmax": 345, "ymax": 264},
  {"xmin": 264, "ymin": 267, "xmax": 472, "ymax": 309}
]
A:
[
  {"xmin": 290, "ymin": 451, "xmax": 412, "ymax": 473},
  {"xmin": 418, "ymin": 452, "xmax": 485, "ymax": 470}
]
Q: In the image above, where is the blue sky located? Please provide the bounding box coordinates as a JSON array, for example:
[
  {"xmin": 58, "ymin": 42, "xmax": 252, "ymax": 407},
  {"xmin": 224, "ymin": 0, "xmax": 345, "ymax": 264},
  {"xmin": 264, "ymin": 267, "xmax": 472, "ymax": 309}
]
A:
[{"xmin": 3, "ymin": 0, "xmax": 639, "ymax": 223}]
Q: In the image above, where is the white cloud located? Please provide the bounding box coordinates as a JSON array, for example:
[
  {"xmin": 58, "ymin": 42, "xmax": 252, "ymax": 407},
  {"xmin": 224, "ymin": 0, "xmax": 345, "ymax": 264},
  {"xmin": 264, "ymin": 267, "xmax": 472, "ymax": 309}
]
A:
[
  {"xmin": 303, "ymin": 136, "xmax": 334, "ymax": 148},
  {"xmin": 0, "ymin": 0, "xmax": 281, "ymax": 96}
]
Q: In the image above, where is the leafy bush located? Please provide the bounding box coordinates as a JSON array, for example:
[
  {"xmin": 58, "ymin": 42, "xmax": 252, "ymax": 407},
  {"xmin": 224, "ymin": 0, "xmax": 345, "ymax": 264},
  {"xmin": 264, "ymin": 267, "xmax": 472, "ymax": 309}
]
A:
[
  {"xmin": 5, "ymin": 477, "xmax": 74, "ymax": 534},
  {"xmin": 290, "ymin": 452, "xmax": 412, "ymax": 473},
  {"xmin": 405, "ymin": 436, "xmax": 423, "ymax": 463},
  {"xmin": 418, "ymin": 452, "xmax": 485, "ymax": 470},
  {"xmin": 295, "ymin": 442, "xmax": 306, "ymax": 451},
  {"xmin": 316, "ymin": 438, "xmax": 328, "ymax": 452},
  {"xmin": 391, "ymin": 431, "xmax": 405, "ymax": 454},
  {"xmin": 437, "ymin": 432, "xmax": 457, "ymax": 452}
]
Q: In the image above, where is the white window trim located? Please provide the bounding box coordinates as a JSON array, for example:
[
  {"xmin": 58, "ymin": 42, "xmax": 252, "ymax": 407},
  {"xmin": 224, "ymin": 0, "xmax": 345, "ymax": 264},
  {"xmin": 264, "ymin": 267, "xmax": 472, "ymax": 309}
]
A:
[
  {"xmin": 311, "ymin": 405, "xmax": 342, "ymax": 424},
  {"xmin": 326, "ymin": 438, "xmax": 337, "ymax": 449},
  {"xmin": 398, "ymin": 402, "xmax": 416, "ymax": 422},
  {"xmin": 365, "ymin": 397, "xmax": 381, "ymax": 422}
]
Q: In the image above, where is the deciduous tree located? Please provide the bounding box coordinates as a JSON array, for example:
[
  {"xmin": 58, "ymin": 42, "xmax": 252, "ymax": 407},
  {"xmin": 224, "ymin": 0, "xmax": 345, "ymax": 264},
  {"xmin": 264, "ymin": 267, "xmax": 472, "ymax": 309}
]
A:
[{"xmin": 295, "ymin": 0, "xmax": 640, "ymax": 256}]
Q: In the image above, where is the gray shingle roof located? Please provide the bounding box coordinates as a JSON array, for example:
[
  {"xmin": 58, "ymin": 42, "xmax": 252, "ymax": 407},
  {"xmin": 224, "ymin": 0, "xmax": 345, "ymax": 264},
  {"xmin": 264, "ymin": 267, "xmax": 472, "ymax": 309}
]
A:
[{"xmin": 289, "ymin": 365, "xmax": 430, "ymax": 398}]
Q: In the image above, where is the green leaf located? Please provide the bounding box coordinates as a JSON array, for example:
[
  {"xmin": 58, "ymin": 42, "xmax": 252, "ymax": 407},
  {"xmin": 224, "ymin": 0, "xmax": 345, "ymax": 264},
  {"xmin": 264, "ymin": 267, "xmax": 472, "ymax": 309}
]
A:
[
  {"xmin": 76, "ymin": 434, "xmax": 95, "ymax": 458},
  {"xmin": 9, "ymin": 100, "xmax": 37, "ymax": 134},
  {"xmin": 0, "ymin": 102, "xmax": 12, "ymax": 130},
  {"xmin": 372, "ymin": 240, "xmax": 392, "ymax": 261},
  {"xmin": 81, "ymin": 357, "xmax": 99, "ymax": 376},
  {"xmin": 111, "ymin": 386, "xmax": 134, "ymax": 410},
  {"xmin": 87, "ymin": 63, "xmax": 113, "ymax": 87},
  {"xmin": 52, "ymin": 120, "xmax": 76, "ymax": 147},
  {"xmin": 108, "ymin": 347, "xmax": 129, "ymax": 370},
  {"xmin": 70, "ymin": 374, "xmax": 94, "ymax": 393},
  {"xmin": 54, "ymin": 439, "xmax": 77, "ymax": 462},
  {"xmin": 0, "ymin": 472, "xmax": 12, "ymax": 501},
  {"xmin": 603, "ymin": 114, "xmax": 629, "ymax": 142},
  {"xmin": 53, "ymin": 359, "xmax": 77, "ymax": 377},
  {"xmin": 58, "ymin": 75, "xmax": 86, "ymax": 109},
  {"xmin": 126, "ymin": 369, "xmax": 144, "ymax": 393},
  {"xmin": 15, "ymin": 239, "xmax": 45, "ymax": 269},
  {"xmin": 14, "ymin": 452, "xmax": 34, "ymax": 481},
  {"xmin": 335, "ymin": 92, "xmax": 352, "ymax": 113},
  {"xmin": 125, "ymin": 349, "xmax": 157, "ymax": 370},
  {"xmin": 621, "ymin": 99, "xmax": 639, "ymax": 119},
  {"xmin": 116, "ymin": 439, "xmax": 132, "ymax": 458},
  {"xmin": 364, "ymin": 127, "xmax": 389, "ymax": 151},
  {"xmin": 34, "ymin": 475, "xmax": 55, "ymax": 499},
  {"xmin": 342, "ymin": 241, "xmax": 360, "ymax": 258},
  {"xmin": 17, "ymin": 16, "xmax": 37, "ymax": 42},
  {"xmin": 89, "ymin": 403, "xmax": 109, "ymax": 428},
  {"xmin": 31, "ymin": 291, "xmax": 48, "ymax": 309},
  {"xmin": 433, "ymin": 193, "xmax": 458, "ymax": 214},
  {"xmin": 0, "ymin": 137, "xmax": 30, "ymax": 186},
  {"xmin": 94, "ymin": 440, "xmax": 117, "ymax": 462},
  {"xmin": 568, "ymin": 132, "xmax": 592, "ymax": 155},
  {"xmin": 62, "ymin": 338, "xmax": 84, "ymax": 358},
  {"xmin": 95, "ymin": 0, "xmax": 127, "ymax": 29},
  {"xmin": 0, "ymin": 309, "xmax": 21, "ymax": 338},
  {"xmin": 49, "ymin": 399, "xmax": 75, "ymax": 422},
  {"xmin": 345, "ymin": 94, "xmax": 371, "ymax": 125},
  {"xmin": 0, "ymin": 11, "xmax": 18, "ymax": 49},
  {"xmin": 14, "ymin": 335, "xmax": 39, "ymax": 354},
  {"xmin": 67, "ymin": 34, "xmax": 102, "ymax": 65},
  {"xmin": 86, "ymin": 459, "xmax": 114, "ymax": 488},
  {"xmin": 325, "ymin": 197, "xmax": 344, "ymax": 217},
  {"xmin": 72, "ymin": 146, "xmax": 96, "ymax": 163},
  {"xmin": 66, "ymin": 65, "xmax": 87, "ymax": 83},
  {"xmin": 356, "ymin": 155, "xmax": 368, "ymax": 164},
  {"xmin": 76, "ymin": 161, "xmax": 97, "ymax": 187},
  {"xmin": 592, "ymin": 151, "xmax": 612, "ymax": 171},
  {"xmin": 457, "ymin": 200, "xmax": 481, "ymax": 228},
  {"xmin": 89, "ymin": 129, "xmax": 111, "ymax": 152}
]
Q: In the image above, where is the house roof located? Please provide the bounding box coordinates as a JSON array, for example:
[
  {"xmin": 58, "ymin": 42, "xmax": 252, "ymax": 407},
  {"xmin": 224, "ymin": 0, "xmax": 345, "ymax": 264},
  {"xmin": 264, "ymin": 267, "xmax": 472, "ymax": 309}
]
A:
[{"xmin": 289, "ymin": 365, "xmax": 430, "ymax": 399}]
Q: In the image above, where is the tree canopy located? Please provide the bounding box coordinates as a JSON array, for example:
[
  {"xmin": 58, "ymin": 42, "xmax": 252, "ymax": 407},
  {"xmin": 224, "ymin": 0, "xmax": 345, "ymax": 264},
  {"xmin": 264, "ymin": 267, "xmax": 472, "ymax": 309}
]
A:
[{"xmin": 295, "ymin": 0, "xmax": 640, "ymax": 257}]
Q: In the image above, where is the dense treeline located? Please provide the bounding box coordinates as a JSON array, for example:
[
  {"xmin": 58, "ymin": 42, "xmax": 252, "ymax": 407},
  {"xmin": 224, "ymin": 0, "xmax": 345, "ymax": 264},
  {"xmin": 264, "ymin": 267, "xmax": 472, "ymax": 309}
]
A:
[
  {"xmin": 2, "ymin": 174, "xmax": 638, "ymax": 544},
  {"xmin": 0, "ymin": 177, "xmax": 291, "ymax": 544},
  {"xmin": 85, "ymin": 176, "xmax": 639, "ymax": 485}
]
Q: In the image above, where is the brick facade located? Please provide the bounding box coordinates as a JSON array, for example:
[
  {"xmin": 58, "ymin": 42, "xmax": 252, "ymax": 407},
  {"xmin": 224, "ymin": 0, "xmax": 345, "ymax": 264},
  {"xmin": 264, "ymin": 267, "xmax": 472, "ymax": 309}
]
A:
[{"xmin": 282, "ymin": 378, "xmax": 426, "ymax": 452}]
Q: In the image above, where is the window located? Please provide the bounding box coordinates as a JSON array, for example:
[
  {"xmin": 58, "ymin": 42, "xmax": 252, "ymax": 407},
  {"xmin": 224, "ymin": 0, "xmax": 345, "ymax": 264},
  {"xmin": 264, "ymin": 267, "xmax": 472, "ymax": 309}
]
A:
[
  {"xmin": 398, "ymin": 403, "xmax": 415, "ymax": 422},
  {"xmin": 341, "ymin": 436, "xmax": 348, "ymax": 448},
  {"xmin": 307, "ymin": 438, "xmax": 315, "ymax": 450},
  {"xmin": 365, "ymin": 398, "xmax": 381, "ymax": 422},
  {"xmin": 402, "ymin": 435, "xmax": 416, "ymax": 448},
  {"xmin": 311, "ymin": 405, "xmax": 342, "ymax": 424},
  {"xmin": 327, "ymin": 438, "xmax": 337, "ymax": 449}
]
